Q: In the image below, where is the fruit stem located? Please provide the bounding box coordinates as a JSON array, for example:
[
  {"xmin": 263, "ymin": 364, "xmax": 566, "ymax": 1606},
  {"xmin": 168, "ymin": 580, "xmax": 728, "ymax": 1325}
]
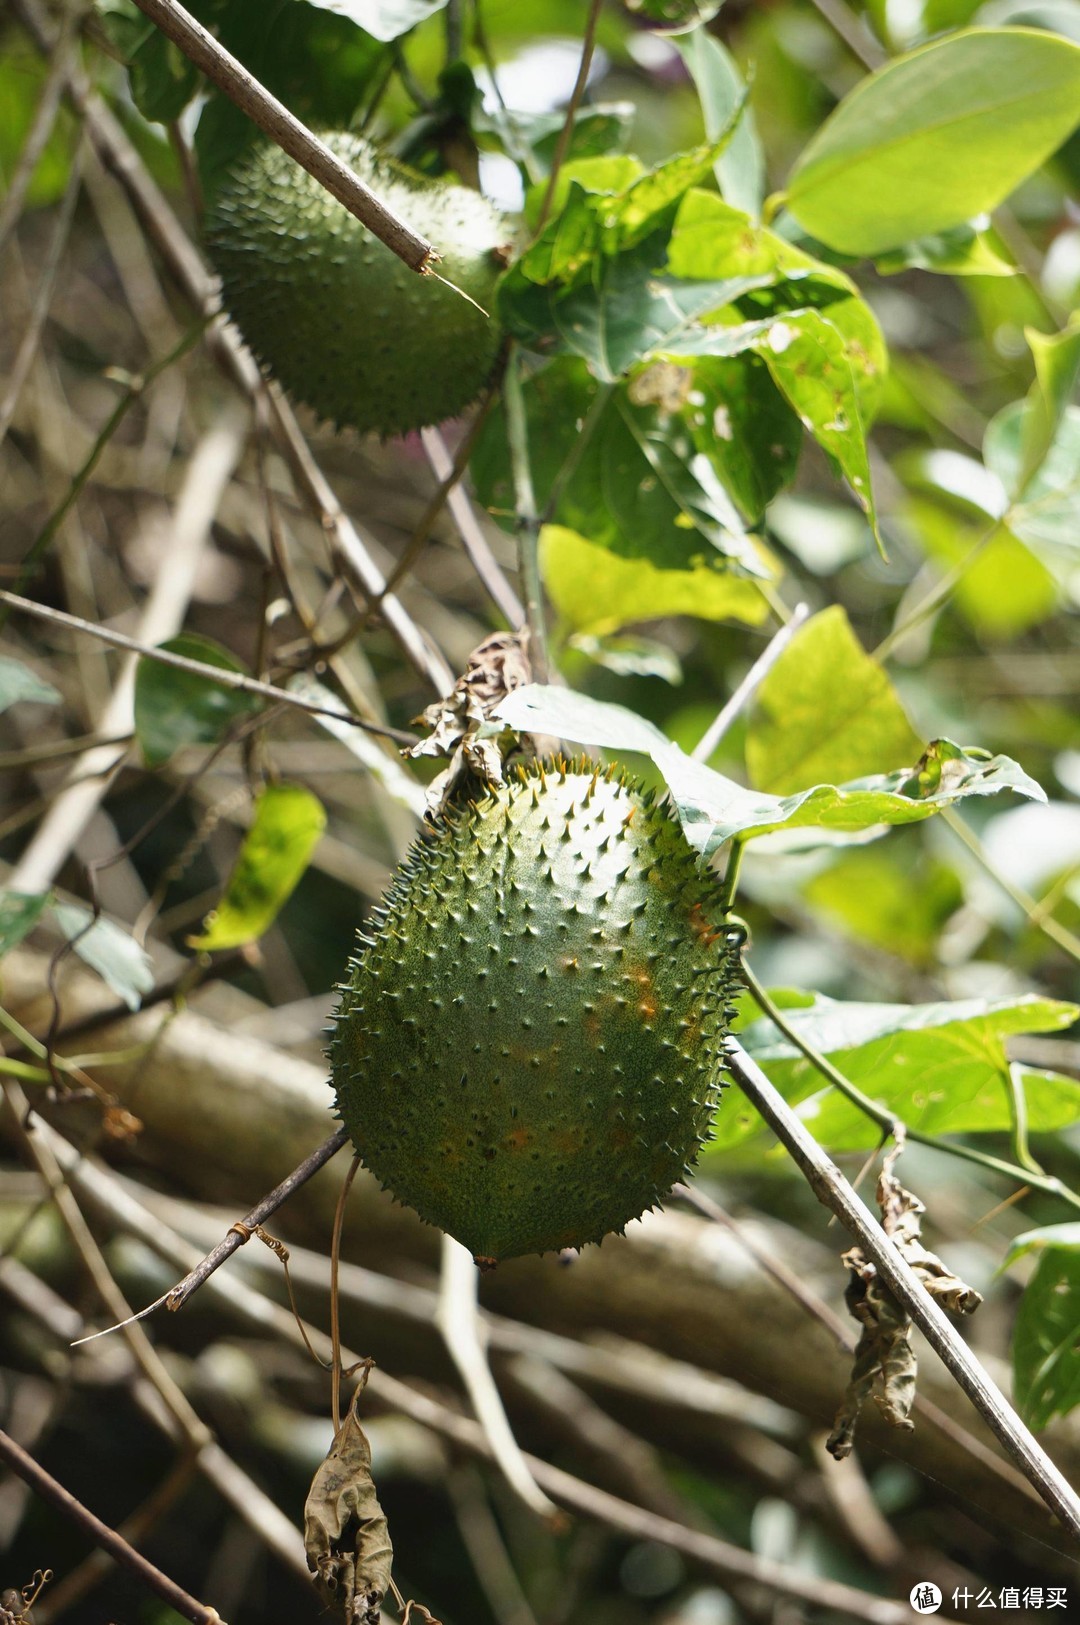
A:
[{"xmin": 504, "ymin": 351, "xmax": 550, "ymax": 682}]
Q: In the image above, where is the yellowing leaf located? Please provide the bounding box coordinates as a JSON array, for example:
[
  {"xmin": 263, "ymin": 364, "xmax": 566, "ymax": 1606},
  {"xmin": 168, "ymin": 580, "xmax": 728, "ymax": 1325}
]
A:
[{"xmin": 190, "ymin": 784, "xmax": 326, "ymax": 951}]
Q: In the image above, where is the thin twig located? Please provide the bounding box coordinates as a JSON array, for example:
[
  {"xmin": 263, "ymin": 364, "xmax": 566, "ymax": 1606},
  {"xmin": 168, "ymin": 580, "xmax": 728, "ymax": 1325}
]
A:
[
  {"xmin": 10, "ymin": 0, "xmax": 455, "ymax": 697},
  {"xmin": 127, "ymin": 0, "xmax": 434, "ymax": 273},
  {"xmin": 0, "ymin": 3, "xmax": 78, "ymax": 258},
  {"xmin": 330, "ymin": 1150, "xmax": 362, "ymax": 1433},
  {"xmin": 503, "ymin": 351, "xmax": 549, "ymax": 681},
  {"xmin": 437, "ymin": 1233, "xmax": 559, "ymax": 1520},
  {"xmin": 534, "ymin": 0, "xmax": 604, "ymax": 233},
  {"xmin": 0, "ymin": 139, "xmax": 84, "ymax": 452},
  {"xmin": 942, "ymin": 806, "xmax": 1080, "ymax": 967},
  {"xmin": 380, "ymin": 390, "xmax": 499, "ymax": 603},
  {"xmin": 0, "ymin": 1429, "xmax": 224, "ymax": 1625},
  {"xmin": 1, "ymin": 318, "xmax": 209, "ymax": 610},
  {"xmin": 165, "ymin": 1128, "xmax": 351, "ymax": 1311},
  {"xmin": 0, "ymin": 591, "xmax": 419, "ymax": 745},
  {"xmin": 692, "ymin": 604, "xmax": 810, "ymax": 762},
  {"xmin": 7, "ymin": 409, "xmax": 247, "ymax": 896},
  {"xmin": 420, "ymin": 425, "xmax": 524, "ymax": 629},
  {"xmin": 723, "ymin": 1036, "xmax": 1080, "ymax": 1539}
]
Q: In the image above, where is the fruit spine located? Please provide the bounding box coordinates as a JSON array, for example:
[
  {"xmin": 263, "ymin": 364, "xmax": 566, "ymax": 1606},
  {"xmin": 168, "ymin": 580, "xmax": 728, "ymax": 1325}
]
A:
[
  {"xmin": 329, "ymin": 761, "xmax": 739, "ymax": 1264},
  {"xmin": 205, "ymin": 134, "xmax": 512, "ymax": 435}
]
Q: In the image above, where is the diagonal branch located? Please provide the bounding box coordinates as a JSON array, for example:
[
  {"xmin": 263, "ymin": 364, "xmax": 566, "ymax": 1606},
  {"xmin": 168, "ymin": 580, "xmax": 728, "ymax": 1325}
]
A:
[
  {"xmin": 724, "ymin": 1037, "xmax": 1080, "ymax": 1540},
  {"xmin": 0, "ymin": 1429, "xmax": 224, "ymax": 1625},
  {"xmin": 127, "ymin": 0, "xmax": 434, "ymax": 273}
]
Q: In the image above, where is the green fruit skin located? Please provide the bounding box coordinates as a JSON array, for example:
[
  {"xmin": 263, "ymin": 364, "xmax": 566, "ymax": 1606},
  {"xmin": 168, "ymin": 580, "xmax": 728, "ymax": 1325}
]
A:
[
  {"xmin": 329, "ymin": 762, "xmax": 739, "ymax": 1263},
  {"xmin": 205, "ymin": 134, "xmax": 511, "ymax": 436}
]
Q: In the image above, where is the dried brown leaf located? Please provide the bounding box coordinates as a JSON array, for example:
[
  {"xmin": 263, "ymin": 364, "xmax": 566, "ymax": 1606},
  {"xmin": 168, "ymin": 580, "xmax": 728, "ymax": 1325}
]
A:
[
  {"xmin": 406, "ymin": 632, "xmax": 532, "ymax": 811},
  {"xmin": 305, "ymin": 1379, "xmax": 393, "ymax": 1624}
]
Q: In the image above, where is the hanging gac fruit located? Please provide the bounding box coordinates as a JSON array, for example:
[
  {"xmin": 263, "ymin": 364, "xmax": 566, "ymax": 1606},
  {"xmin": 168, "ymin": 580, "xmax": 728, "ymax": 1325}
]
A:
[
  {"xmin": 205, "ymin": 133, "xmax": 513, "ymax": 436},
  {"xmin": 329, "ymin": 761, "xmax": 739, "ymax": 1265}
]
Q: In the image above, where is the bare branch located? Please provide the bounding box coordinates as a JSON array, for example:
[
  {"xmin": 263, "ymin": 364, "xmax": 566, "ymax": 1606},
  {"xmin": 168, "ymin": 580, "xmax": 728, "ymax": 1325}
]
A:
[
  {"xmin": 691, "ymin": 604, "xmax": 811, "ymax": 762},
  {"xmin": 0, "ymin": 591, "xmax": 419, "ymax": 746},
  {"xmin": 724, "ymin": 1037, "xmax": 1080, "ymax": 1539},
  {"xmin": 0, "ymin": 1429, "xmax": 224, "ymax": 1625},
  {"xmin": 127, "ymin": 0, "xmax": 435, "ymax": 274}
]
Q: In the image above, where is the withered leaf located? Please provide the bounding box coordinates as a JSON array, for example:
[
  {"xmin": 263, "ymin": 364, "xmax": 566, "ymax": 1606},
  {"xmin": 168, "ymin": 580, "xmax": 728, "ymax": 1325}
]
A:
[
  {"xmin": 406, "ymin": 632, "xmax": 532, "ymax": 812},
  {"xmin": 828, "ymin": 1139, "xmax": 981, "ymax": 1460},
  {"xmin": 305, "ymin": 1380, "xmax": 393, "ymax": 1624}
]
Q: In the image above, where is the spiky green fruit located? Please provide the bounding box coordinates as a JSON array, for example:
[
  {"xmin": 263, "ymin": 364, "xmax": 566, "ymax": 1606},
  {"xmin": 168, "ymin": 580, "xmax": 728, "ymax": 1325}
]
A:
[
  {"xmin": 329, "ymin": 761, "xmax": 739, "ymax": 1264},
  {"xmin": 205, "ymin": 135, "xmax": 512, "ymax": 435}
]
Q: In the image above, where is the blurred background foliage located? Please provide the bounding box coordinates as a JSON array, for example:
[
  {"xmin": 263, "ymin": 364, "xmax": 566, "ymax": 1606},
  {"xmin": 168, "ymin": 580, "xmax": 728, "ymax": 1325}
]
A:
[{"xmin": 1, "ymin": 0, "xmax": 1080, "ymax": 1621}]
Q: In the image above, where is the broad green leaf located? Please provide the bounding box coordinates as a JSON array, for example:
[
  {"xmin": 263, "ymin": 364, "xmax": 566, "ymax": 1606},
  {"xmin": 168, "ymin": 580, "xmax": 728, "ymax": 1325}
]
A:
[
  {"xmin": 1005, "ymin": 1223, "xmax": 1080, "ymax": 1268},
  {"xmin": 0, "ymin": 656, "xmax": 60, "ymax": 713},
  {"xmin": 52, "ymin": 903, "xmax": 154, "ymax": 1012},
  {"xmin": 684, "ymin": 355, "xmax": 803, "ymax": 523},
  {"xmin": 750, "ymin": 308, "xmax": 879, "ymax": 540},
  {"xmin": 903, "ymin": 497, "xmax": 1058, "ymax": 639},
  {"xmin": 133, "ymin": 634, "xmax": 262, "ymax": 766},
  {"xmin": 98, "ymin": 2, "xmax": 201, "ymax": 122},
  {"xmin": 1013, "ymin": 1249, "xmax": 1080, "ymax": 1429},
  {"xmin": 713, "ymin": 993, "xmax": 1079, "ymax": 1152},
  {"xmin": 503, "ymin": 231, "xmax": 772, "ymax": 381},
  {"xmin": 1018, "ymin": 318, "xmax": 1080, "ymax": 490},
  {"xmin": 541, "ymin": 524, "xmax": 771, "ymax": 635},
  {"xmin": 745, "ymin": 606, "xmax": 922, "ymax": 794},
  {"xmin": 496, "ymin": 685, "xmax": 1045, "ymax": 857},
  {"xmin": 189, "ymin": 784, "xmax": 327, "ymax": 951},
  {"xmin": 985, "ymin": 401, "xmax": 1080, "ymax": 552},
  {"xmin": 875, "ymin": 225, "xmax": 1018, "ymax": 278},
  {"xmin": 304, "ymin": 0, "xmax": 447, "ymax": 41},
  {"xmin": 471, "ymin": 359, "xmax": 766, "ymax": 576},
  {"xmin": 676, "ymin": 28, "xmax": 765, "ymax": 218},
  {"xmin": 787, "ymin": 28, "xmax": 1080, "ymax": 256},
  {"xmin": 0, "ymin": 891, "xmax": 49, "ymax": 957}
]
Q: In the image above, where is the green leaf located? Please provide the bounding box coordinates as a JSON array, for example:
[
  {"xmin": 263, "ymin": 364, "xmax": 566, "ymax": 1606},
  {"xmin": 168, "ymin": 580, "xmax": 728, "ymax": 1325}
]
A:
[
  {"xmin": 98, "ymin": 2, "xmax": 201, "ymax": 123},
  {"xmin": 625, "ymin": 0, "xmax": 724, "ymax": 26},
  {"xmin": 985, "ymin": 401, "xmax": 1080, "ymax": 552},
  {"xmin": 676, "ymin": 28, "xmax": 765, "ymax": 218},
  {"xmin": 569, "ymin": 633, "xmax": 683, "ymax": 684},
  {"xmin": 745, "ymin": 606, "xmax": 922, "ymax": 794},
  {"xmin": 0, "ymin": 891, "xmax": 49, "ymax": 957},
  {"xmin": 541, "ymin": 524, "xmax": 771, "ymax": 635},
  {"xmin": 472, "ymin": 358, "xmax": 767, "ymax": 577},
  {"xmin": 495, "ymin": 685, "xmax": 1045, "ymax": 857},
  {"xmin": 133, "ymin": 634, "xmax": 262, "ymax": 767},
  {"xmin": 1013, "ymin": 1248, "xmax": 1080, "ymax": 1429},
  {"xmin": 684, "ymin": 355, "xmax": 803, "ymax": 522},
  {"xmin": 1018, "ymin": 318, "xmax": 1080, "ymax": 490},
  {"xmin": 1005, "ymin": 1223, "xmax": 1080, "ymax": 1268},
  {"xmin": 787, "ymin": 28, "xmax": 1080, "ymax": 256},
  {"xmin": 716, "ymin": 993, "xmax": 1079, "ymax": 1153},
  {"xmin": 52, "ymin": 903, "xmax": 154, "ymax": 1012},
  {"xmin": 875, "ymin": 225, "xmax": 1018, "ymax": 278},
  {"xmin": 189, "ymin": 784, "xmax": 327, "ymax": 951},
  {"xmin": 503, "ymin": 229, "xmax": 773, "ymax": 381},
  {"xmin": 0, "ymin": 656, "xmax": 60, "ymax": 713},
  {"xmin": 304, "ymin": 0, "xmax": 448, "ymax": 42}
]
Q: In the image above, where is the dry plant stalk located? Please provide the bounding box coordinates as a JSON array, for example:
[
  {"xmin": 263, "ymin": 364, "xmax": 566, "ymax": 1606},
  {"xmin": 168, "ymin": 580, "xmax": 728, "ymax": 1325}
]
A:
[{"xmin": 828, "ymin": 1137, "xmax": 983, "ymax": 1459}]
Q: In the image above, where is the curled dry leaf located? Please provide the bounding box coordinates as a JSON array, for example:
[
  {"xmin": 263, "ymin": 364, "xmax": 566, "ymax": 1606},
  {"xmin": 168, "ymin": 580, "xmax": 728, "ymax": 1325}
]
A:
[
  {"xmin": 304, "ymin": 1371, "xmax": 393, "ymax": 1624},
  {"xmin": 406, "ymin": 631, "xmax": 532, "ymax": 811},
  {"xmin": 827, "ymin": 1139, "xmax": 981, "ymax": 1460}
]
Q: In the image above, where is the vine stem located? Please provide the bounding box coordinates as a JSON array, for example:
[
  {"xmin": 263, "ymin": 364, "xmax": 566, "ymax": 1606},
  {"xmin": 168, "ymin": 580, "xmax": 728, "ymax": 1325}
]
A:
[
  {"xmin": 0, "ymin": 591, "xmax": 417, "ymax": 745},
  {"xmin": 535, "ymin": 0, "xmax": 604, "ymax": 233},
  {"xmin": 126, "ymin": 0, "xmax": 435, "ymax": 273},
  {"xmin": 503, "ymin": 350, "xmax": 549, "ymax": 681},
  {"xmin": 0, "ymin": 1428, "xmax": 223, "ymax": 1625},
  {"xmin": 740, "ymin": 958, "xmax": 1080, "ymax": 1214},
  {"xmin": 722, "ymin": 1037, "xmax": 1080, "ymax": 1539}
]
